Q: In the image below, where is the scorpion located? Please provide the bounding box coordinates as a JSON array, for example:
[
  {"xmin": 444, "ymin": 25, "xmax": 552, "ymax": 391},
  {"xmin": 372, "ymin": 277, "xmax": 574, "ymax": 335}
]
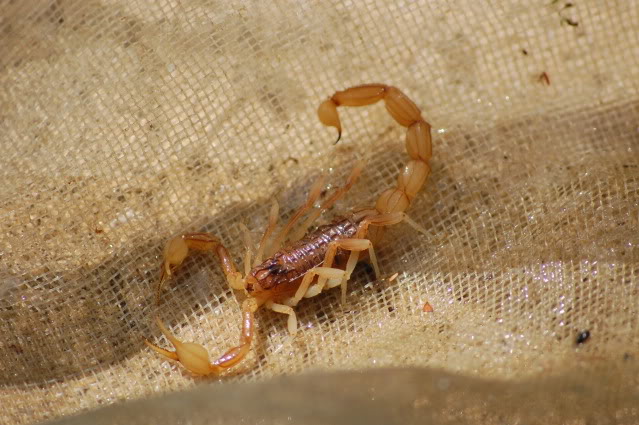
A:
[{"xmin": 145, "ymin": 84, "xmax": 433, "ymax": 375}]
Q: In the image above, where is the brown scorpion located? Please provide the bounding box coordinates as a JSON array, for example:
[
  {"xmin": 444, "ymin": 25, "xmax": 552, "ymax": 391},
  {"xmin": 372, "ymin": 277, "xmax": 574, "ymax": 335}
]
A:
[{"xmin": 145, "ymin": 84, "xmax": 433, "ymax": 375}]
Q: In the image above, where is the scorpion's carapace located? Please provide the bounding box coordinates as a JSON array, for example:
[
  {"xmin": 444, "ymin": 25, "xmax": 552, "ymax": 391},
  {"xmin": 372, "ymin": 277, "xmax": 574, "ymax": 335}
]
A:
[{"xmin": 145, "ymin": 83, "xmax": 433, "ymax": 376}]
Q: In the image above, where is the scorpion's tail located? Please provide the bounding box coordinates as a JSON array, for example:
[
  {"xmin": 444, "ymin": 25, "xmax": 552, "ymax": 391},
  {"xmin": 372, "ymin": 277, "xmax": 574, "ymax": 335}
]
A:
[{"xmin": 317, "ymin": 84, "xmax": 433, "ymax": 241}]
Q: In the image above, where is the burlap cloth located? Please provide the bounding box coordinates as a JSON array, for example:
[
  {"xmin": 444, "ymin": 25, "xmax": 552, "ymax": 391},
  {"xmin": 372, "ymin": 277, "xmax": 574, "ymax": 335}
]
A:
[{"xmin": 1, "ymin": 1, "xmax": 637, "ymax": 424}]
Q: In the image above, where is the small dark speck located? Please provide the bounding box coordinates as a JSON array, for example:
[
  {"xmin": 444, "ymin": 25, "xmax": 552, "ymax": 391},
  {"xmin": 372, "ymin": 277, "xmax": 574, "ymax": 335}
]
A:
[
  {"xmin": 117, "ymin": 195, "xmax": 126, "ymax": 202},
  {"xmin": 563, "ymin": 17, "xmax": 579, "ymax": 26},
  {"xmin": 539, "ymin": 72, "xmax": 550, "ymax": 85},
  {"xmin": 522, "ymin": 49, "xmax": 528, "ymax": 55},
  {"xmin": 9, "ymin": 344, "xmax": 23, "ymax": 354},
  {"xmin": 576, "ymin": 330, "xmax": 590, "ymax": 345},
  {"xmin": 388, "ymin": 306, "xmax": 395, "ymax": 313},
  {"xmin": 623, "ymin": 353, "xmax": 633, "ymax": 361},
  {"xmin": 268, "ymin": 164, "xmax": 274, "ymax": 172}
]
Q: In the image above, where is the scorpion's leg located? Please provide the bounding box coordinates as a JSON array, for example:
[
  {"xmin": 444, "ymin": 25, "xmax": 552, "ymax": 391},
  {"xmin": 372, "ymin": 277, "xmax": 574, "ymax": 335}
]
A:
[
  {"xmin": 265, "ymin": 300, "xmax": 299, "ymax": 335},
  {"xmin": 340, "ymin": 212, "xmax": 429, "ymax": 298},
  {"xmin": 331, "ymin": 239, "xmax": 380, "ymax": 304},
  {"xmin": 145, "ymin": 298, "xmax": 258, "ymax": 375},
  {"xmin": 239, "ymin": 223, "xmax": 254, "ymax": 277},
  {"xmin": 304, "ymin": 238, "xmax": 380, "ymax": 303},
  {"xmin": 268, "ymin": 174, "xmax": 326, "ymax": 256},
  {"xmin": 253, "ymin": 200, "xmax": 279, "ymax": 266},
  {"xmin": 158, "ymin": 232, "xmax": 243, "ymax": 304},
  {"xmin": 290, "ymin": 161, "xmax": 364, "ymax": 242},
  {"xmin": 276, "ymin": 267, "xmax": 345, "ymax": 334},
  {"xmin": 356, "ymin": 212, "xmax": 428, "ymax": 239},
  {"xmin": 287, "ymin": 266, "xmax": 346, "ymax": 306}
]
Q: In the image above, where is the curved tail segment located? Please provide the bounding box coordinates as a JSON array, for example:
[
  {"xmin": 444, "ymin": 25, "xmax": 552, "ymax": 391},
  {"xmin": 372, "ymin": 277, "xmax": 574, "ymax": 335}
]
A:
[{"xmin": 318, "ymin": 84, "xmax": 432, "ymax": 241}]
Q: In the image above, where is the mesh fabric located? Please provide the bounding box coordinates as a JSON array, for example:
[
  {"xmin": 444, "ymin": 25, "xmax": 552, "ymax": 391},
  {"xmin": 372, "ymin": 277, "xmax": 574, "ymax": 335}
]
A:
[{"xmin": 0, "ymin": 0, "xmax": 638, "ymax": 423}]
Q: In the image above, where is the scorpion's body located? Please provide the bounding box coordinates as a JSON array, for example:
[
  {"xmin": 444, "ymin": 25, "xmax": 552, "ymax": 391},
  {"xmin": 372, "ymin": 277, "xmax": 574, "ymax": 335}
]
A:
[
  {"xmin": 248, "ymin": 216, "xmax": 358, "ymax": 294},
  {"xmin": 146, "ymin": 84, "xmax": 433, "ymax": 376}
]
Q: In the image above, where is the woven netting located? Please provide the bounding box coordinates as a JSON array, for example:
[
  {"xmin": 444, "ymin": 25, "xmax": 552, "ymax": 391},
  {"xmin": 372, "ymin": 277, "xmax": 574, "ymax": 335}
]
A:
[{"xmin": 1, "ymin": 0, "xmax": 638, "ymax": 424}]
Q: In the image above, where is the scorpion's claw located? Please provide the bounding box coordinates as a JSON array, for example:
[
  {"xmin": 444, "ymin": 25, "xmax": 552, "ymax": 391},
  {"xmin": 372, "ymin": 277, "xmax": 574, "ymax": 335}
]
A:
[
  {"xmin": 147, "ymin": 299, "xmax": 256, "ymax": 376},
  {"xmin": 156, "ymin": 268, "xmax": 171, "ymax": 304},
  {"xmin": 146, "ymin": 317, "xmax": 221, "ymax": 376},
  {"xmin": 155, "ymin": 236, "xmax": 189, "ymax": 304}
]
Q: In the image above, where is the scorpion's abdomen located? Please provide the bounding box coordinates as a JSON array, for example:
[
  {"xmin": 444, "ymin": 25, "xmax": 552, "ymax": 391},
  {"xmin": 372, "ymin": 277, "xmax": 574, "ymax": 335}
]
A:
[{"xmin": 247, "ymin": 217, "xmax": 358, "ymax": 293}]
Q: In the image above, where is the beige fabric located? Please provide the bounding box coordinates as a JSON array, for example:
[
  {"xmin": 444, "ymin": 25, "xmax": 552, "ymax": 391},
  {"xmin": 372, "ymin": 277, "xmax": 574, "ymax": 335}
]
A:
[
  {"xmin": 1, "ymin": 0, "xmax": 637, "ymax": 424},
  {"xmin": 41, "ymin": 367, "xmax": 639, "ymax": 425}
]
